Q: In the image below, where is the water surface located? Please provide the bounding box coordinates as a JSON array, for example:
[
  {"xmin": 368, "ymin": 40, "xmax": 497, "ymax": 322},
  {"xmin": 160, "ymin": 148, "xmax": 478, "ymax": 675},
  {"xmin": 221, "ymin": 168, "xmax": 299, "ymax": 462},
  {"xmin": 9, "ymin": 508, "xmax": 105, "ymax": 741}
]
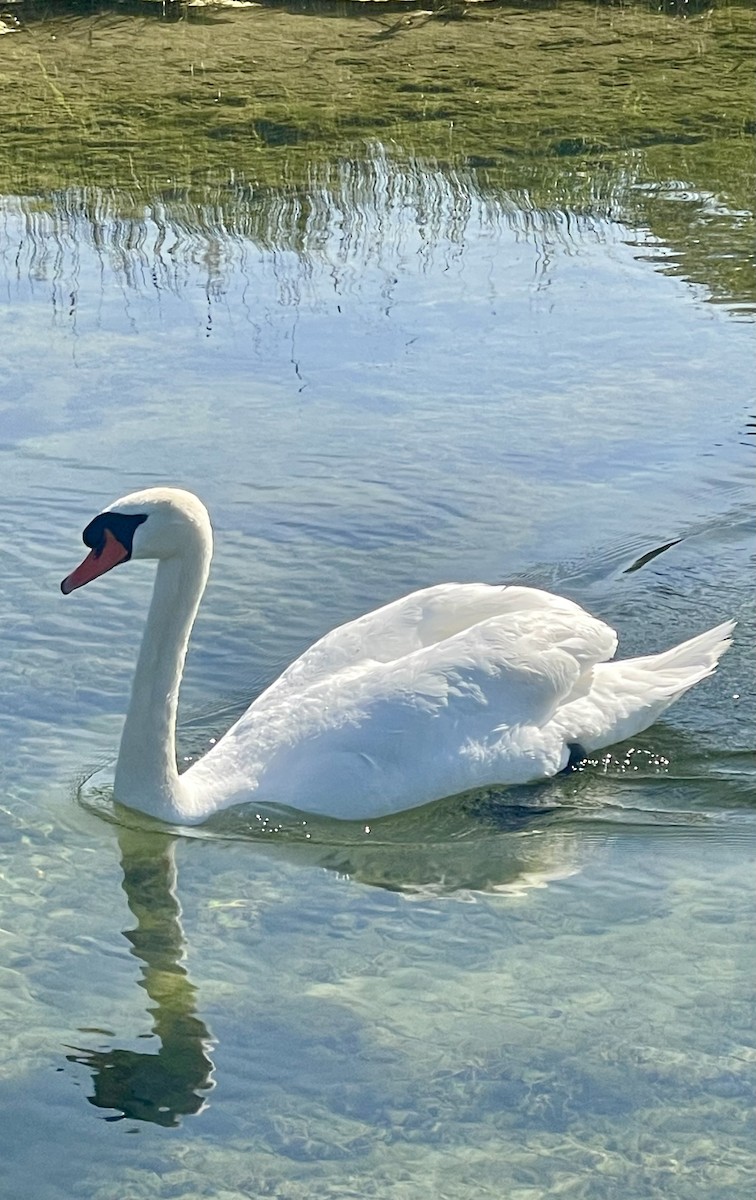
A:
[{"xmin": 0, "ymin": 5, "xmax": 754, "ymax": 1198}]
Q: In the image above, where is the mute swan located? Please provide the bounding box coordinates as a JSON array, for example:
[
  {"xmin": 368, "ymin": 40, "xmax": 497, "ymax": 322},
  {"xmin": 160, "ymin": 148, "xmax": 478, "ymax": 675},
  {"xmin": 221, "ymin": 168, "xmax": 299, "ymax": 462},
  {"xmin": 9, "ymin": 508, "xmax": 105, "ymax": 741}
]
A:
[{"xmin": 61, "ymin": 487, "xmax": 734, "ymax": 826}]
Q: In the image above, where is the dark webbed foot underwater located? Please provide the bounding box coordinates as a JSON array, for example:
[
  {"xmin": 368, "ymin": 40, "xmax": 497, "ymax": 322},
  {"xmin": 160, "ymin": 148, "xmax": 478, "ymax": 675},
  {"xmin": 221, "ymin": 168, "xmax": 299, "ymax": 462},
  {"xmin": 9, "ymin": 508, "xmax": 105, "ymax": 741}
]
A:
[{"xmin": 562, "ymin": 742, "xmax": 590, "ymax": 773}]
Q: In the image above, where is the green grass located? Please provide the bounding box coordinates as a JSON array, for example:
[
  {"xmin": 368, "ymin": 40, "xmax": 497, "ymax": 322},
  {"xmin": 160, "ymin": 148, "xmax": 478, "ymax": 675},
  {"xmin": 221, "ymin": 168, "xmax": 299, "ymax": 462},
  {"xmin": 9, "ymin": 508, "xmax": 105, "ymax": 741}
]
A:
[{"xmin": 1, "ymin": 0, "xmax": 753, "ymax": 305}]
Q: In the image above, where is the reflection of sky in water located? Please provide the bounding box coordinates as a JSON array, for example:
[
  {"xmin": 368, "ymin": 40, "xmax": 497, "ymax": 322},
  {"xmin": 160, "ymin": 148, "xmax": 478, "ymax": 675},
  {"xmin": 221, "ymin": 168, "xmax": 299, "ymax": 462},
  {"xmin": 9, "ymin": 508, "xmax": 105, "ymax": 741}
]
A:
[
  {"xmin": 1, "ymin": 173, "xmax": 751, "ymax": 573},
  {"xmin": 0, "ymin": 165, "xmax": 753, "ymax": 1197}
]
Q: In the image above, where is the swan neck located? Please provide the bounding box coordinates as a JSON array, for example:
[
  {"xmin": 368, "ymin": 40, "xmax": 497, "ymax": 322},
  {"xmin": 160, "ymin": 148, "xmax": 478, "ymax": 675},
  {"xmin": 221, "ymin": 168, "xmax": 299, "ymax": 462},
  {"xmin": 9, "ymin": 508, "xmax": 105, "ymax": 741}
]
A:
[{"xmin": 114, "ymin": 541, "xmax": 210, "ymax": 821}]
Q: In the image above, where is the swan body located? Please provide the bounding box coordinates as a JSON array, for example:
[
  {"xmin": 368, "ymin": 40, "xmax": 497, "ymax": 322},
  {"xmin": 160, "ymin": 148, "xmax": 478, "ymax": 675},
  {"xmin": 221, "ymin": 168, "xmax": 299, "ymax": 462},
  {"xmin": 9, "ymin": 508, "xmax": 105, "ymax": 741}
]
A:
[{"xmin": 62, "ymin": 487, "xmax": 734, "ymax": 825}]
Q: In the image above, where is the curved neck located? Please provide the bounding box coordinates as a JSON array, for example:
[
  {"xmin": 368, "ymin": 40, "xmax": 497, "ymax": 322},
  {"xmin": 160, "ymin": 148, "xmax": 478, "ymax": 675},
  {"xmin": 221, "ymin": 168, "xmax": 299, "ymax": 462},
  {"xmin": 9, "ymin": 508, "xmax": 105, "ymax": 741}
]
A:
[{"xmin": 114, "ymin": 537, "xmax": 211, "ymax": 822}]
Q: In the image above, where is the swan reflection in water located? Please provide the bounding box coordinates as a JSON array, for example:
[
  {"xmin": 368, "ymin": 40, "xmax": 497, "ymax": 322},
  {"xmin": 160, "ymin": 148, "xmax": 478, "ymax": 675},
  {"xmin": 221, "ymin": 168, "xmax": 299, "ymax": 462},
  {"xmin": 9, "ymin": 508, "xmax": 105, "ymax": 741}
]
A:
[
  {"xmin": 66, "ymin": 826, "xmax": 216, "ymax": 1127},
  {"xmin": 65, "ymin": 785, "xmax": 586, "ymax": 1126},
  {"xmin": 66, "ymin": 730, "xmax": 712, "ymax": 1128}
]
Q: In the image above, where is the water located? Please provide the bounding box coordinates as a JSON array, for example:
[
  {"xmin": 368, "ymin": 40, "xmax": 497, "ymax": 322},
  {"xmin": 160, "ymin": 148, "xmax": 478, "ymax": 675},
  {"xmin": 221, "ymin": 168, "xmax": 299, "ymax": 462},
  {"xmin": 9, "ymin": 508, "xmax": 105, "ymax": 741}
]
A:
[{"xmin": 1, "ymin": 4, "xmax": 754, "ymax": 1197}]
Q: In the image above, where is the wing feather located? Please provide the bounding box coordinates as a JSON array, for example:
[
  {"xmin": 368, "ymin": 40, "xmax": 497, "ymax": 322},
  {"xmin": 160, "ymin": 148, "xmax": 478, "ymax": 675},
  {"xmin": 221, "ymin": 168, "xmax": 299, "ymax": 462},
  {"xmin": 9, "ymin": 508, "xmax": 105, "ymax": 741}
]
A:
[
  {"xmin": 194, "ymin": 589, "xmax": 620, "ymax": 813},
  {"xmin": 253, "ymin": 582, "xmax": 617, "ymax": 712}
]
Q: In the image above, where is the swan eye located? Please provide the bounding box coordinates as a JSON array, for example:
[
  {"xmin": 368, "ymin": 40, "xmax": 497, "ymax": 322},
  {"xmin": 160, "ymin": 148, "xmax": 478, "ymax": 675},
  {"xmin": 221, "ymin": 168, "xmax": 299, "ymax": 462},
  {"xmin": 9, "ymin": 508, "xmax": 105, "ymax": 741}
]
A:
[{"xmin": 83, "ymin": 512, "xmax": 147, "ymax": 559}]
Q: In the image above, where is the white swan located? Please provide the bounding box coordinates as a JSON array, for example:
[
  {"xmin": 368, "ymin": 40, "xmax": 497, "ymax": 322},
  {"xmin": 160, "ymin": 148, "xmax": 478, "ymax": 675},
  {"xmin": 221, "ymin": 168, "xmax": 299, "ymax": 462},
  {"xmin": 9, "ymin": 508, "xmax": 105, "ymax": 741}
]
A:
[{"xmin": 61, "ymin": 487, "xmax": 734, "ymax": 826}]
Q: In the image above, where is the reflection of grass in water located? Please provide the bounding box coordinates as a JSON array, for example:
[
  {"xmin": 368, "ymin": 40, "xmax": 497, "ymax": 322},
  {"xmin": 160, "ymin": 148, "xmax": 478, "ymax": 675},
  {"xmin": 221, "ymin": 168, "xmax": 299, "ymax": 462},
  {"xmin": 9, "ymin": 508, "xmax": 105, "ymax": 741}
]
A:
[
  {"xmin": 3, "ymin": 142, "xmax": 754, "ymax": 321},
  {"xmin": 1, "ymin": 0, "xmax": 753, "ymax": 308}
]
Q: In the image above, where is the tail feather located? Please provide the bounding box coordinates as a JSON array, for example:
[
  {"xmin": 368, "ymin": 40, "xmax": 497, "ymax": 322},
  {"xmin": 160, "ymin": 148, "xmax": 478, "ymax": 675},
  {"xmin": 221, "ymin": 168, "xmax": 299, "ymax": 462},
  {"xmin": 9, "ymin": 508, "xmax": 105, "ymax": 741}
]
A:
[
  {"xmin": 556, "ymin": 620, "xmax": 736, "ymax": 752},
  {"xmin": 623, "ymin": 619, "xmax": 736, "ymax": 684}
]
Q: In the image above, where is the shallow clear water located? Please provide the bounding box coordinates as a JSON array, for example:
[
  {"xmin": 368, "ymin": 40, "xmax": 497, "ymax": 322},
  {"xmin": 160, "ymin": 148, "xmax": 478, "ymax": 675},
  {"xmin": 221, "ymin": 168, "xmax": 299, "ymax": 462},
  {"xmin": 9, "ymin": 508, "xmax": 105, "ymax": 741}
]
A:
[{"xmin": 1, "ymin": 9, "xmax": 755, "ymax": 1198}]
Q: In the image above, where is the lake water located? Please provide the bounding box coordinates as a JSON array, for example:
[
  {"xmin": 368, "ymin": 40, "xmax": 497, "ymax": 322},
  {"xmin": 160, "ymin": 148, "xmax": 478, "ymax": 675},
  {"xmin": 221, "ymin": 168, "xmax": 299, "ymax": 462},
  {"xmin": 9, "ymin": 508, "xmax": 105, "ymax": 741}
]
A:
[{"xmin": 0, "ymin": 3, "xmax": 754, "ymax": 1197}]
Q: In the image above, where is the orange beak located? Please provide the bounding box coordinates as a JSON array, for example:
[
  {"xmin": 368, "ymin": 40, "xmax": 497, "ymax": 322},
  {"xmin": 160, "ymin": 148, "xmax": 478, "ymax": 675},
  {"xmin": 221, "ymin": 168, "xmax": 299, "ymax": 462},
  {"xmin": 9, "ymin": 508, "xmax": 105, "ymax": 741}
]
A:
[{"xmin": 61, "ymin": 528, "xmax": 130, "ymax": 595}]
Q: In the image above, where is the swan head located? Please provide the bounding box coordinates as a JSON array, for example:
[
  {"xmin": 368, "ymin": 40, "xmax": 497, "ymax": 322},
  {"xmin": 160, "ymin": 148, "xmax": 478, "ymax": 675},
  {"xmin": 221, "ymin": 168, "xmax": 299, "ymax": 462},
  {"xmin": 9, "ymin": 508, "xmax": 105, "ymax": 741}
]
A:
[{"xmin": 61, "ymin": 487, "xmax": 213, "ymax": 594}]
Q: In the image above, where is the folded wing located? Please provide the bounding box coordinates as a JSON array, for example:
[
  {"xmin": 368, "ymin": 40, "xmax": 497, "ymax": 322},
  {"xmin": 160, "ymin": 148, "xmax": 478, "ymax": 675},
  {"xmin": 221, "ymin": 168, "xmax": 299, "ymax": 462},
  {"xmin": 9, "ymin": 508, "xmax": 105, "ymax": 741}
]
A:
[{"xmin": 252, "ymin": 582, "xmax": 618, "ymax": 712}]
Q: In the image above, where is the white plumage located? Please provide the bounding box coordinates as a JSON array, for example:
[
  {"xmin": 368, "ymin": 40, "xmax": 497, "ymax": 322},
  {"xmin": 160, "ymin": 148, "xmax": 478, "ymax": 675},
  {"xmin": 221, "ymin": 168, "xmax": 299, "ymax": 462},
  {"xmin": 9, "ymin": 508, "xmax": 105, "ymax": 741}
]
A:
[{"xmin": 62, "ymin": 488, "xmax": 734, "ymax": 825}]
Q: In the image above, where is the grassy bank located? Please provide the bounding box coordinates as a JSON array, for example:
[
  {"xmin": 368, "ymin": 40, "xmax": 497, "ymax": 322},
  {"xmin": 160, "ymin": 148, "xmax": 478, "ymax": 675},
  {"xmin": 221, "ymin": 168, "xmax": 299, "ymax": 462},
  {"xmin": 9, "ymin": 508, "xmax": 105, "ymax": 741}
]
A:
[{"xmin": 1, "ymin": 0, "xmax": 753, "ymax": 306}]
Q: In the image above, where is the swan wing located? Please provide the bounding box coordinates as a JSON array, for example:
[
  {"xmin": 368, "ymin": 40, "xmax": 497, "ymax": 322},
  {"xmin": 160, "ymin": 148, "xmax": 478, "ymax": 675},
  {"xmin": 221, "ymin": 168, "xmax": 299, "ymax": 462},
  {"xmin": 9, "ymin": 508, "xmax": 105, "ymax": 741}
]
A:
[
  {"xmin": 349, "ymin": 603, "xmax": 618, "ymax": 725},
  {"xmin": 252, "ymin": 582, "xmax": 618, "ymax": 709}
]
